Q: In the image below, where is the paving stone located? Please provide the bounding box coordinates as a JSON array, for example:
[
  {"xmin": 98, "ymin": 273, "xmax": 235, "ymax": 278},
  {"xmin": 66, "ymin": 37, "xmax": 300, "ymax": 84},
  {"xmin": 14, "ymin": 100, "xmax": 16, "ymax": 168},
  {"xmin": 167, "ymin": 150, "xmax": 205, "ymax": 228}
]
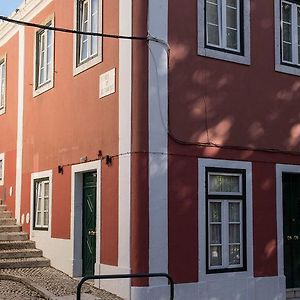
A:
[
  {"xmin": 0, "ymin": 267, "xmax": 122, "ymax": 300},
  {"xmin": 0, "ymin": 279, "xmax": 46, "ymax": 299}
]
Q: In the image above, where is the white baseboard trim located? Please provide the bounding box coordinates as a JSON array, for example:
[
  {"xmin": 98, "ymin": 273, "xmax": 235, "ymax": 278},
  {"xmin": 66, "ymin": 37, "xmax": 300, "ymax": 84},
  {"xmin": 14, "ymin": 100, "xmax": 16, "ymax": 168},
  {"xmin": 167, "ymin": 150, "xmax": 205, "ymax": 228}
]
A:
[
  {"xmin": 97, "ymin": 264, "xmax": 131, "ymax": 300},
  {"xmin": 131, "ymin": 276, "xmax": 286, "ymax": 300}
]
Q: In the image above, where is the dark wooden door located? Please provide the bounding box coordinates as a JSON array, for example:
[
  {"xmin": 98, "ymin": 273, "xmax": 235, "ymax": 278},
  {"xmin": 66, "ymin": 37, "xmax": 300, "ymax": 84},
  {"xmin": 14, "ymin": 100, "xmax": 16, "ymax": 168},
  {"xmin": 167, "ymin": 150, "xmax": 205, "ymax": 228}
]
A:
[
  {"xmin": 283, "ymin": 173, "xmax": 300, "ymax": 289},
  {"xmin": 82, "ymin": 172, "xmax": 97, "ymax": 276}
]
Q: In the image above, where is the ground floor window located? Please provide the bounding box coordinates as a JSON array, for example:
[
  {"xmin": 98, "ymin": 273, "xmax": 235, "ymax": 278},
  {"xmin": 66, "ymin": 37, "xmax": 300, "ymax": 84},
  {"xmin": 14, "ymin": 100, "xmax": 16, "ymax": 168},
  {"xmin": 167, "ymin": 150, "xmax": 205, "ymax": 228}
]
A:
[
  {"xmin": 33, "ymin": 178, "xmax": 50, "ymax": 230},
  {"xmin": 206, "ymin": 168, "xmax": 246, "ymax": 273}
]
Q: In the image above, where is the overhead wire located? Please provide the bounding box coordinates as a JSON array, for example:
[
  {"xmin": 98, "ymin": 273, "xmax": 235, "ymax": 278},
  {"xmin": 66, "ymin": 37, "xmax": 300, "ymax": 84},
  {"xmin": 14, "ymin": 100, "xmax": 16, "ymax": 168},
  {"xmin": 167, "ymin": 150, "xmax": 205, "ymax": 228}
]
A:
[{"xmin": 1, "ymin": 14, "xmax": 300, "ymax": 158}]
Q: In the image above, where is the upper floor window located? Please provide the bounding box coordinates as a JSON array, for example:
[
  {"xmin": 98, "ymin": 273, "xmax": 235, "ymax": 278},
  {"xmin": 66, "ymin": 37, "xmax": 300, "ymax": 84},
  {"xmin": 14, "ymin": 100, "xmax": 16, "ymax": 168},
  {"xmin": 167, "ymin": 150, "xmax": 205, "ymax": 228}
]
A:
[
  {"xmin": 0, "ymin": 59, "xmax": 6, "ymax": 115},
  {"xmin": 281, "ymin": 1, "xmax": 300, "ymax": 65},
  {"xmin": 275, "ymin": 0, "xmax": 300, "ymax": 75},
  {"xmin": 74, "ymin": 0, "xmax": 102, "ymax": 75},
  {"xmin": 34, "ymin": 19, "xmax": 54, "ymax": 97},
  {"xmin": 206, "ymin": 0, "xmax": 241, "ymax": 53},
  {"xmin": 198, "ymin": 0, "xmax": 250, "ymax": 65}
]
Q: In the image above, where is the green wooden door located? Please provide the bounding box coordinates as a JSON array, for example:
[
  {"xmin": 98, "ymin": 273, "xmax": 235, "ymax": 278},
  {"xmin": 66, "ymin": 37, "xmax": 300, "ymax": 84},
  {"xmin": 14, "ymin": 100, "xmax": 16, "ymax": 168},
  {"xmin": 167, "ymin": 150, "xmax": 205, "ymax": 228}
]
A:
[
  {"xmin": 283, "ymin": 173, "xmax": 300, "ymax": 289},
  {"xmin": 82, "ymin": 172, "xmax": 97, "ymax": 276}
]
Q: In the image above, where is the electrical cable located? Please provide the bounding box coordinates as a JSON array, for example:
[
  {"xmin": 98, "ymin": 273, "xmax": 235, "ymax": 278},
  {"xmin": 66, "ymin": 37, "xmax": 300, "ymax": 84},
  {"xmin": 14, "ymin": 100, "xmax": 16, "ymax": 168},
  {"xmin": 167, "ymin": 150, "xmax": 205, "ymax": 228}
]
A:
[
  {"xmin": 1, "ymin": 15, "xmax": 300, "ymax": 157},
  {"xmin": 0, "ymin": 15, "xmax": 148, "ymax": 41}
]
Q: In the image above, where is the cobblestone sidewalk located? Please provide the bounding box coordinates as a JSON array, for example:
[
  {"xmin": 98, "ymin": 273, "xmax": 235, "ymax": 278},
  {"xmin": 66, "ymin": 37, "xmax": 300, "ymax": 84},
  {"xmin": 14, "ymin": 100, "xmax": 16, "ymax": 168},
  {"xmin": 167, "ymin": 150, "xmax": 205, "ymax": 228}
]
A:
[{"xmin": 0, "ymin": 267, "xmax": 123, "ymax": 300}]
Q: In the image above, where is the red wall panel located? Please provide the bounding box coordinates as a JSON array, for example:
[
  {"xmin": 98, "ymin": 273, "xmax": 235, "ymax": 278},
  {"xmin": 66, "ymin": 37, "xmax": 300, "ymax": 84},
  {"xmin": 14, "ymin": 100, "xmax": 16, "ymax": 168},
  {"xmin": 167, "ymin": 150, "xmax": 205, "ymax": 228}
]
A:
[
  {"xmin": 168, "ymin": 155, "xmax": 198, "ymax": 283},
  {"xmin": 52, "ymin": 167, "xmax": 71, "ymax": 239},
  {"xmin": 253, "ymin": 162, "xmax": 277, "ymax": 277}
]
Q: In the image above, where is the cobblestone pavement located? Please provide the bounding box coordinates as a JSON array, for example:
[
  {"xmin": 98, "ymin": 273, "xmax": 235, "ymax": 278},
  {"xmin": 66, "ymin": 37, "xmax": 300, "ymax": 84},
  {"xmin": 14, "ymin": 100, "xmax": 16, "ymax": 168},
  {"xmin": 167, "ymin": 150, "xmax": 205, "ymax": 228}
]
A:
[
  {"xmin": 0, "ymin": 267, "xmax": 123, "ymax": 300},
  {"xmin": 0, "ymin": 280, "xmax": 45, "ymax": 299}
]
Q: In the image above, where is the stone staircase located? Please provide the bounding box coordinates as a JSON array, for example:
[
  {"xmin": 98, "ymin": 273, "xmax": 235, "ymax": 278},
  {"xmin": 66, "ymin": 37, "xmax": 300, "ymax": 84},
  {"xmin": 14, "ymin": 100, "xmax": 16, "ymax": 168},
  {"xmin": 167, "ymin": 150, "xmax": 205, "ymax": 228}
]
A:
[{"xmin": 0, "ymin": 204, "xmax": 50, "ymax": 269}]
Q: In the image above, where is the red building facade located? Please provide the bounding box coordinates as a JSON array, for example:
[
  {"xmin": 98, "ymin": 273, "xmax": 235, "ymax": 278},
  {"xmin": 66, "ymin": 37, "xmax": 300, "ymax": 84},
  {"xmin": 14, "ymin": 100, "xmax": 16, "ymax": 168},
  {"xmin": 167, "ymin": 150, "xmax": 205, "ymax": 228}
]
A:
[{"xmin": 0, "ymin": 0, "xmax": 299, "ymax": 299}]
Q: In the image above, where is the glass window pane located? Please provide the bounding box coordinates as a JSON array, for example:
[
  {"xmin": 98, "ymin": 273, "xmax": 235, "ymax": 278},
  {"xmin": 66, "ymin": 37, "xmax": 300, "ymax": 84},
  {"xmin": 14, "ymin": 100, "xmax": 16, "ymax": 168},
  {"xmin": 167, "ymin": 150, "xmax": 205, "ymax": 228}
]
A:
[
  {"xmin": 229, "ymin": 224, "xmax": 240, "ymax": 243},
  {"xmin": 37, "ymin": 198, "xmax": 42, "ymax": 211},
  {"xmin": 207, "ymin": 24, "xmax": 220, "ymax": 45},
  {"xmin": 44, "ymin": 212, "xmax": 49, "ymax": 226},
  {"xmin": 209, "ymin": 174, "xmax": 240, "ymax": 193},
  {"xmin": 37, "ymin": 183, "xmax": 42, "ymax": 198},
  {"xmin": 210, "ymin": 224, "xmax": 222, "ymax": 244},
  {"xmin": 227, "ymin": 28, "xmax": 238, "ymax": 49},
  {"xmin": 229, "ymin": 202, "xmax": 240, "ymax": 222},
  {"xmin": 36, "ymin": 212, "xmax": 41, "ymax": 226},
  {"xmin": 283, "ymin": 23, "xmax": 292, "ymax": 43},
  {"xmin": 210, "ymin": 246, "xmax": 222, "ymax": 266},
  {"xmin": 229, "ymin": 245, "xmax": 240, "ymax": 265},
  {"xmin": 283, "ymin": 42, "xmax": 293, "ymax": 62},
  {"xmin": 227, "ymin": 0, "xmax": 237, "ymax": 8},
  {"xmin": 44, "ymin": 182, "xmax": 49, "ymax": 197},
  {"xmin": 207, "ymin": 2, "xmax": 219, "ymax": 25},
  {"xmin": 210, "ymin": 202, "xmax": 221, "ymax": 222},
  {"xmin": 226, "ymin": 7, "xmax": 237, "ymax": 29},
  {"xmin": 282, "ymin": 3, "xmax": 292, "ymax": 22},
  {"xmin": 44, "ymin": 197, "xmax": 49, "ymax": 211}
]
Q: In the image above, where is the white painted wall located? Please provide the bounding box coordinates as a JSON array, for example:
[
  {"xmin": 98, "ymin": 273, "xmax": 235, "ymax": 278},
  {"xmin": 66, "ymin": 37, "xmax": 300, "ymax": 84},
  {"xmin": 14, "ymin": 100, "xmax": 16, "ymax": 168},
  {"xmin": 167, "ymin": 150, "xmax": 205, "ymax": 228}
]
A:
[{"xmin": 148, "ymin": 0, "xmax": 169, "ymax": 288}]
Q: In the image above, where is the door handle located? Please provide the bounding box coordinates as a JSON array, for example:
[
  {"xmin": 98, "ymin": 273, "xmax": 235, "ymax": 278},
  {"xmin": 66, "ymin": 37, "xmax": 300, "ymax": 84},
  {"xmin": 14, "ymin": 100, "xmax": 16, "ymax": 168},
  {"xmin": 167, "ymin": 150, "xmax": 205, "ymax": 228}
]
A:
[
  {"xmin": 287, "ymin": 236, "xmax": 293, "ymax": 240},
  {"xmin": 88, "ymin": 230, "xmax": 96, "ymax": 236}
]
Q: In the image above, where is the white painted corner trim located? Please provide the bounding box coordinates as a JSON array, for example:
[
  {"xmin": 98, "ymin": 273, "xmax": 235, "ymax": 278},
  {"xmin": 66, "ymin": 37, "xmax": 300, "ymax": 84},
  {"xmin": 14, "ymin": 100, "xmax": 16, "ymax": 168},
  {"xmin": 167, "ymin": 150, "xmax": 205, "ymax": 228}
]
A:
[
  {"xmin": 15, "ymin": 26, "xmax": 25, "ymax": 223},
  {"xmin": 148, "ymin": 0, "xmax": 169, "ymax": 287}
]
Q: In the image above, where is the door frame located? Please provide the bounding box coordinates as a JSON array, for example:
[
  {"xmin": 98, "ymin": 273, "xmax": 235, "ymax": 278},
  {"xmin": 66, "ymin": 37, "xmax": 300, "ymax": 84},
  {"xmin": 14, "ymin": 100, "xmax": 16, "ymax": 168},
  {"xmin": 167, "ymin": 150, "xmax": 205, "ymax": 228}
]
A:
[
  {"xmin": 71, "ymin": 161, "xmax": 101, "ymax": 277},
  {"xmin": 276, "ymin": 164, "xmax": 300, "ymax": 293}
]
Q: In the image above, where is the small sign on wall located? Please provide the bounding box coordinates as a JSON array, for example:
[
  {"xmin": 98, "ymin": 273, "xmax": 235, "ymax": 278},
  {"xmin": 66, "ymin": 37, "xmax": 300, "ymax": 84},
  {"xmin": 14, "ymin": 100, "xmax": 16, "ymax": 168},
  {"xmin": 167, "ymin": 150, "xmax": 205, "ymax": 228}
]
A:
[{"xmin": 99, "ymin": 68, "xmax": 116, "ymax": 98}]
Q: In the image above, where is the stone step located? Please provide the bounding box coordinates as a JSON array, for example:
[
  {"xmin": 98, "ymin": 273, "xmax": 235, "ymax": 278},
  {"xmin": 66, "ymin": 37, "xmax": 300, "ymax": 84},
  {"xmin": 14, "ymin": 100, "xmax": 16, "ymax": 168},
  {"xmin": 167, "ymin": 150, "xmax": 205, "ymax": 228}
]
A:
[
  {"xmin": 0, "ymin": 211, "xmax": 12, "ymax": 218},
  {"xmin": 0, "ymin": 225, "xmax": 22, "ymax": 233},
  {"xmin": 0, "ymin": 248, "xmax": 43, "ymax": 259},
  {"xmin": 0, "ymin": 205, "xmax": 7, "ymax": 212},
  {"xmin": 0, "ymin": 232, "xmax": 28, "ymax": 241},
  {"xmin": 0, "ymin": 257, "xmax": 50, "ymax": 269},
  {"xmin": 0, "ymin": 218, "xmax": 16, "ymax": 225},
  {"xmin": 0, "ymin": 240, "xmax": 35, "ymax": 250}
]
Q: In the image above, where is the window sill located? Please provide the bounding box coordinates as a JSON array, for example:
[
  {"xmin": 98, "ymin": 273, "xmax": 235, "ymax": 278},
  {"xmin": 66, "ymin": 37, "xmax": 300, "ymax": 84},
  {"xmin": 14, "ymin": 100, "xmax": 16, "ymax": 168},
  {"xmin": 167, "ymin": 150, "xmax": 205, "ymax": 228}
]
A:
[
  {"xmin": 33, "ymin": 80, "xmax": 54, "ymax": 98},
  {"xmin": 198, "ymin": 46, "xmax": 250, "ymax": 65},
  {"xmin": 275, "ymin": 62, "xmax": 300, "ymax": 77},
  {"xmin": 73, "ymin": 55, "xmax": 102, "ymax": 77}
]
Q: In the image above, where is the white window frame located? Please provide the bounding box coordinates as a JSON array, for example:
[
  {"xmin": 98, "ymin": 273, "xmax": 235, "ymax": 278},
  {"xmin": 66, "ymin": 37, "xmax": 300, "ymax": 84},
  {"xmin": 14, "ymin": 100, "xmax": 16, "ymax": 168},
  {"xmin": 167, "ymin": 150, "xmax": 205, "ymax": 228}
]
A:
[
  {"xmin": 30, "ymin": 170, "xmax": 52, "ymax": 234},
  {"xmin": 33, "ymin": 16, "xmax": 55, "ymax": 97},
  {"xmin": 208, "ymin": 172, "xmax": 243, "ymax": 196},
  {"xmin": 34, "ymin": 178, "xmax": 50, "ymax": 230},
  {"xmin": 0, "ymin": 153, "xmax": 4, "ymax": 186},
  {"xmin": 0, "ymin": 57, "xmax": 6, "ymax": 116},
  {"xmin": 199, "ymin": 159, "xmax": 253, "ymax": 282},
  {"xmin": 275, "ymin": 0, "xmax": 300, "ymax": 75},
  {"xmin": 73, "ymin": 0, "xmax": 103, "ymax": 76},
  {"xmin": 206, "ymin": 0, "xmax": 241, "ymax": 52},
  {"xmin": 208, "ymin": 199, "xmax": 243, "ymax": 270},
  {"xmin": 198, "ymin": 0, "xmax": 251, "ymax": 65}
]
